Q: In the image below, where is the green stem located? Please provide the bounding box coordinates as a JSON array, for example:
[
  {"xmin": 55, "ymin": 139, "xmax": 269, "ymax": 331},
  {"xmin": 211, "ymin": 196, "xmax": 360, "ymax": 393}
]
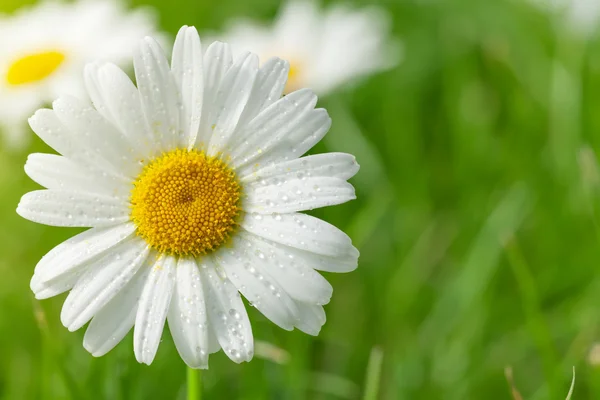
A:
[
  {"xmin": 363, "ymin": 346, "xmax": 384, "ymax": 400},
  {"xmin": 187, "ymin": 367, "xmax": 202, "ymax": 400}
]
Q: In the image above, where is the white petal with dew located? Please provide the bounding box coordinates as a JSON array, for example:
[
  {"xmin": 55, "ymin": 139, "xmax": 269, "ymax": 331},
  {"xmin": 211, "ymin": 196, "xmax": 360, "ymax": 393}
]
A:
[
  {"xmin": 214, "ymin": 237, "xmax": 300, "ymax": 331},
  {"xmin": 61, "ymin": 238, "xmax": 150, "ymax": 331},
  {"xmin": 206, "ymin": 326, "xmax": 221, "ymax": 354},
  {"xmin": 198, "ymin": 256, "xmax": 253, "ymax": 363},
  {"xmin": 196, "ymin": 42, "xmax": 233, "ymax": 148},
  {"xmin": 84, "ymin": 62, "xmax": 155, "ymax": 157},
  {"xmin": 207, "ymin": 52, "xmax": 259, "ymax": 156},
  {"xmin": 237, "ymin": 57, "xmax": 289, "ymax": 127},
  {"xmin": 52, "ymin": 96, "xmax": 140, "ymax": 179},
  {"xmin": 236, "ymin": 109, "xmax": 331, "ymax": 177},
  {"xmin": 273, "ymin": 243, "xmax": 358, "ymax": 273},
  {"xmin": 30, "ymin": 223, "xmax": 137, "ymax": 298},
  {"xmin": 134, "ymin": 254, "xmax": 176, "ymax": 365},
  {"xmin": 171, "ymin": 26, "xmax": 204, "ymax": 148},
  {"xmin": 83, "ymin": 266, "xmax": 151, "ymax": 357},
  {"xmin": 240, "ymin": 152, "xmax": 359, "ymax": 183},
  {"xmin": 167, "ymin": 257, "xmax": 210, "ymax": 369},
  {"xmin": 33, "ymin": 272, "xmax": 81, "ymax": 300},
  {"xmin": 25, "ymin": 153, "xmax": 130, "ymax": 198},
  {"xmin": 241, "ymin": 212, "xmax": 358, "ymax": 258},
  {"xmin": 28, "ymin": 109, "xmax": 84, "ymax": 163},
  {"xmin": 28, "ymin": 109, "xmax": 127, "ymax": 181},
  {"xmin": 134, "ymin": 36, "xmax": 181, "ymax": 151},
  {"xmin": 228, "ymin": 89, "xmax": 317, "ymax": 168},
  {"xmin": 240, "ymin": 232, "xmax": 333, "ymax": 305},
  {"xmin": 245, "ymin": 176, "xmax": 356, "ymax": 213},
  {"xmin": 17, "ymin": 190, "xmax": 129, "ymax": 228},
  {"xmin": 294, "ymin": 302, "xmax": 326, "ymax": 336}
]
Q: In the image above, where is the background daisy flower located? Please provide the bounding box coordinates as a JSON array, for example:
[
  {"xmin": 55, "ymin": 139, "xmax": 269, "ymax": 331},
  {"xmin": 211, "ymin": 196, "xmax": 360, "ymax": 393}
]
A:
[
  {"xmin": 0, "ymin": 0, "xmax": 159, "ymax": 148},
  {"xmin": 534, "ymin": 0, "xmax": 600, "ymax": 35},
  {"xmin": 17, "ymin": 26, "xmax": 359, "ymax": 368},
  {"xmin": 214, "ymin": 0, "xmax": 400, "ymax": 95}
]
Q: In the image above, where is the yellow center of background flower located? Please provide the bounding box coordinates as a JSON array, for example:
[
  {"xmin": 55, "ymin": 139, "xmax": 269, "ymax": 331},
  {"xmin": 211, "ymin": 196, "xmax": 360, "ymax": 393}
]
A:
[
  {"xmin": 285, "ymin": 62, "xmax": 302, "ymax": 93},
  {"xmin": 6, "ymin": 50, "xmax": 65, "ymax": 86},
  {"xmin": 130, "ymin": 149, "xmax": 242, "ymax": 256}
]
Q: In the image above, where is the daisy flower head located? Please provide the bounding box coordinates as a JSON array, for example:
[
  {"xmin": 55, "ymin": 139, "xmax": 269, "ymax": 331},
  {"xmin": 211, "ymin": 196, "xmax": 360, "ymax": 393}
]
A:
[
  {"xmin": 17, "ymin": 26, "xmax": 359, "ymax": 368},
  {"xmin": 0, "ymin": 0, "xmax": 159, "ymax": 148},
  {"xmin": 216, "ymin": 0, "xmax": 400, "ymax": 95}
]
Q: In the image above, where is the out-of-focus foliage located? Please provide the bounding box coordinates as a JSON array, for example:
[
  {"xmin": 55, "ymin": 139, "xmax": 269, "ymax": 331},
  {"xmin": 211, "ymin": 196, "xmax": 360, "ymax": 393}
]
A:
[{"xmin": 1, "ymin": 0, "xmax": 600, "ymax": 399}]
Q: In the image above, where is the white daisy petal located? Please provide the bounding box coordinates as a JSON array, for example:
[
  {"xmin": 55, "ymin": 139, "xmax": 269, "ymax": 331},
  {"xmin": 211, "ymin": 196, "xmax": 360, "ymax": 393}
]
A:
[
  {"xmin": 25, "ymin": 153, "xmax": 130, "ymax": 197},
  {"xmin": 195, "ymin": 42, "xmax": 233, "ymax": 148},
  {"xmin": 276, "ymin": 245, "xmax": 358, "ymax": 273},
  {"xmin": 240, "ymin": 152, "xmax": 359, "ymax": 183},
  {"xmin": 237, "ymin": 57, "xmax": 289, "ymax": 127},
  {"xmin": 167, "ymin": 257, "xmax": 209, "ymax": 369},
  {"xmin": 238, "ymin": 108, "xmax": 331, "ymax": 176},
  {"xmin": 214, "ymin": 237, "xmax": 300, "ymax": 331},
  {"xmin": 28, "ymin": 109, "xmax": 80, "ymax": 160},
  {"xmin": 241, "ymin": 212, "xmax": 358, "ymax": 258},
  {"xmin": 207, "ymin": 326, "xmax": 221, "ymax": 354},
  {"xmin": 207, "ymin": 51, "xmax": 259, "ymax": 155},
  {"xmin": 28, "ymin": 109, "xmax": 125, "ymax": 179},
  {"xmin": 294, "ymin": 302, "xmax": 326, "ymax": 336},
  {"xmin": 52, "ymin": 96, "xmax": 140, "ymax": 178},
  {"xmin": 172, "ymin": 26, "xmax": 204, "ymax": 148},
  {"xmin": 198, "ymin": 256, "xmax": 253, "ymax": 363},
  {"xmin": 60, "ymin": 238, "xmax": 150, "ymax": 332},
  {"xmin": 245, "ymin": 176, "xmax": 356, "ymax": 213},
  {"xmin": 228, "ymin": 89, "xmax": 318, "ymax": 168},
  {"xmin": 83, "ymin": 266, "xmax": 152, "ymax": 357},
  {"xmin": 84, "ymin": 62, "xmax": 155, "ymax": 157},
  {"xmin": 134, "ymin": 254, "xmax": 177, "ymax": 365},
  {"xmin": 241, "ymin": 232, "xmax": 333, "ymax": 305},
  {"xmin": 34, "ymin": 271, "xmax": 81, "ymax": 301},
  {"xmin": 30, "ymin": 223, "xmax": 137, "ymax": 298},
  {"xmin": 17, "ymin": 190, "xmax": 130, "ymax": 228},
  {"xmin": 134, "ymin": 36, "xmax": 181, "ymax": 151}
]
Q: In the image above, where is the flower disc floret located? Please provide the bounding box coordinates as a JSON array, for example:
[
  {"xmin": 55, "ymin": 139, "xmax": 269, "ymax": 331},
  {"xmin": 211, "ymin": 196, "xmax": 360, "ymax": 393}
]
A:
[{"xmin": 130, "ymin": 149, "xmax": 242, "ymax": 256}]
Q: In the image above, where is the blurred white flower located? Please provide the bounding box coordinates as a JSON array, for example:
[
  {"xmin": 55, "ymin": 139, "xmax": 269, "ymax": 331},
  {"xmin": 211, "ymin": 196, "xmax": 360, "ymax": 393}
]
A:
[
  {"xmin": 535, "ymin": 0, "xmax": 600, "ymax": 36},
  {"xmin": 588, "ymin": 343, "xmax": 600, "ymax": 366},
  {"xmin": 0, "ymin": 0, "xmax": 159, "ymax": 148},
  {"xmin": 215, "ymin": 0, "xmax": 400, "ymax": 95},
  {"xmin": 17, "ymin": 26, "xmax": 359, "ymax": 368}
]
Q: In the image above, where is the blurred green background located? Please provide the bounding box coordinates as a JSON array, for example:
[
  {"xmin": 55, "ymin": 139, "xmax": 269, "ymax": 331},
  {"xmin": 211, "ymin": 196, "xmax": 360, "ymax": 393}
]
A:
[{"xmin": 2, "ymin": 0, "xmax": 600, "ymax": 398}]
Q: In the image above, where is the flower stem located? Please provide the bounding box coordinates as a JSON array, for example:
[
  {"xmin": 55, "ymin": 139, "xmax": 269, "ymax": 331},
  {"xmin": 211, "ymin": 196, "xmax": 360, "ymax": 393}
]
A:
[
  {"xmin": 187, "ymin": 366, "xmax": 202, "ymax": 400},
  {"xmin": 363, "ymin": 346, "xmax": 383, "ymax": 400}
]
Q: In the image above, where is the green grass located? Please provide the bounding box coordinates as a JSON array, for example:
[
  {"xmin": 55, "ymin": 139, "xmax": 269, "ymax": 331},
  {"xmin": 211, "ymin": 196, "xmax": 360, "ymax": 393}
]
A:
[{"xmin": 1, "ymin": 0, "xmax": 600, "ymax": 398}]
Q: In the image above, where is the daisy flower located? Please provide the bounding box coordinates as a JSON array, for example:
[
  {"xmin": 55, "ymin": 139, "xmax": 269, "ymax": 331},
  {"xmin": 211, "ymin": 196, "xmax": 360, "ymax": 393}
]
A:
[
  {"xmin": 215, "ymin": 0, "xmax": 399, "ymax": 95},
  {"xmin": 17, "ymin": 26, "xmax": 359, "ymax": 368},
  {"xmin": 0, "ymin": 0, "xmax": 159, "ymax": 148}
]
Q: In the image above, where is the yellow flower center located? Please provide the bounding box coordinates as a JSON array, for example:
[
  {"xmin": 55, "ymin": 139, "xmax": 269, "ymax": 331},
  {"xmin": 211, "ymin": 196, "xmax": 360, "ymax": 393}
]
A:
[
  {"xmin": 6, "ymin": 50, "xmax": 66, "ymax": 86},
  {"xmin": 130, "ymin": 149, "xmax": 242, "ymax": 256},
  {"xmin": 285, "ymin": 62, "xmax": 302, "ymax": 93}
]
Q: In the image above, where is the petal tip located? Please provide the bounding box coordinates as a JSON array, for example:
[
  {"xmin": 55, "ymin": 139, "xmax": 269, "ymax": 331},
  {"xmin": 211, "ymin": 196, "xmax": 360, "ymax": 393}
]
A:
[
  {"xmin": 28, "ymin": 109, "xmax": 45, "ymax": 126},
  {"xmin": 90, "ymin": 351, "xmax": 105, "ymax": 358},
  {"xmin": 184, "ymin": 25, "xmax": 198, "ymax": 35},
  {"xmin": 15, "ymin": 202, "xmax": 29, "ymax": 220}
]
